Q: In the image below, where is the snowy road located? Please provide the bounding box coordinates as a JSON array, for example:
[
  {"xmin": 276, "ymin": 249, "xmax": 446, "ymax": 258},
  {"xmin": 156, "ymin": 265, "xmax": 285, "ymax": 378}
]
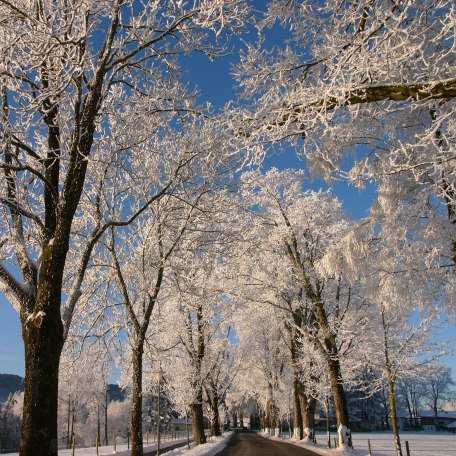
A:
[{"xmin": 214, "ymin": 431, "xmax": 322, "ymax": 456}]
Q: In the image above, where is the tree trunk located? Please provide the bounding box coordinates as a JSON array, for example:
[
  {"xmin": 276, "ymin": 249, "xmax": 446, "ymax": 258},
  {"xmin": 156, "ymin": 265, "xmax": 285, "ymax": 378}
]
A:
[
  {"xmin": 232, "ymin": 411, "xmax": 237, "ymax": 428},
  {"xmin": 20, "ymin": 293, "xmax": 64, "ymax": 456},
  {"xmin": 288, "ymin": 323, "xmax": 304, "ymax": 440},
  {"xmin": 190, "ymin": 393, "xmax": 206, "ymax": 445},
  {"xmin": 131, "ymin": 340, "xmax": 144, "ymax": 456},
  {"xmin": 70, "ymin": 409, "xmax": 75, "ymax": 451},
  {"xmin": 388, "ymin": 377, "xmax": 403, "ymax": 456},
  {"xmin": 97, "ymin": 403, "xmax": 101, "ymax": 449},
  {"xmin": 311, "ymin": 297, "xmax": 350, "ymax": 446},
  {"xmin": 104, "ymin": 386, "xmax": 108, "ymax": 445},
  {"xmin": 327, "ymin": 357, "xmax": 350, "ymax": 447},
  {"xmin": 325, "ymin": 395, "xmax": 331, "ymax": 448},
  {"xmin": 433, "ymin": 399, "xmax": 438, "ymax": 431},
  {"xmin": 382, "ymin": 310, "xmax": 402, "ymax": 456},
  {"xmin": 292, "ymin": 378, "xmax": 304, "ymax": 439},
  {"xmin": 66, "ymin": 395, "xmax": 71, "ymax": 449},
  {"xmin": 405, "ymin": 392, "xmax": 413, "ymax": 430},
  {"xmin": 266, "ymin": 397, "xmax": 279, "ymax": 434},
  {"xmin": 302, "ymin": 395, "xmax": 316, "ymax": 441},
  {"xmin": 381, "ymin": 387, "xmax": 390, "ymax": 431},
  {"xmin": 210, "ymin": 392, "xmax": 221, "ymax": 437},
  {"xmin": 211, "ymin": 412, "xmax": 221, "ymax": 437}
]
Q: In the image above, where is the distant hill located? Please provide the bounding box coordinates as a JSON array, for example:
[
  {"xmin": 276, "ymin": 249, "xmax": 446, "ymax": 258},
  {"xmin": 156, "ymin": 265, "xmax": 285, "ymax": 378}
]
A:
[
  {"xmin": 0, "ymin": 374, "xmax": 24, "ymax": 402},
  {"xmin": 0, "ymin": 374, "xmax": 125, "ymax": 403}
]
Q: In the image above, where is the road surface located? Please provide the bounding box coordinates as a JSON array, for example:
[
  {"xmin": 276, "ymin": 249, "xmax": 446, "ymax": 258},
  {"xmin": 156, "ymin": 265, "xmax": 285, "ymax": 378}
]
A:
[{"xmin": 215, "ymin": 431, "xmax": 323, "ymax": 456}]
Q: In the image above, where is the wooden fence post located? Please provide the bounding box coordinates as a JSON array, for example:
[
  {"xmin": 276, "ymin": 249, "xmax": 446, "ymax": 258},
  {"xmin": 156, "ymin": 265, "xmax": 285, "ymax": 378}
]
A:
[
  {"xmin": 405, "ymin": 440, "xmax": 411, "ymax": 456},
  {"xmin": 367, "ymin": 438, "xmax": 372, "ymax": 456}
]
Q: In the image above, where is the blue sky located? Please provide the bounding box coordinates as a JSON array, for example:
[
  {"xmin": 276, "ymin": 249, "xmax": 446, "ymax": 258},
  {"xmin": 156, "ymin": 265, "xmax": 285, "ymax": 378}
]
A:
[{"xmin": 1, "ymin": 9, "xmax": 455, "ymax": 380}]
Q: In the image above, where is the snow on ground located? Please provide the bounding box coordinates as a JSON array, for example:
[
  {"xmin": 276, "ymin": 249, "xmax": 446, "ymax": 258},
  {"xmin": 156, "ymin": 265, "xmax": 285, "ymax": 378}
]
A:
[
  {"xmin": 160, "ymin": 432, "xmax": 232, "ymax": 456},
  {"xmin": 264, "ymin": 430, "xmax": 456, "ymax": 456},
  {"xmin": 348, "ymin": 431, "xmax": 456, "ymax": 456},
  {"xmin": 3, "ymin": 436, "xmax": 191, "ymax": 456},
  {"xmin": 3, "ymin": 433, "xmax": 231, "ymax": 456}
]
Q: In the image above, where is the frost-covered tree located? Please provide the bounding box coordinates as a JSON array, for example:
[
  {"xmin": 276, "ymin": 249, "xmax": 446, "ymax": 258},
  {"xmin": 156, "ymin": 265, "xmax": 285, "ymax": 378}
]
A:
[
  {"xmin": 397, "ymin": 376, "xmax": 427, "ymax": 431},
  {"xmin": 107, "ymin": 399, "xmax": 131, "ymax": 443},
  {"xmin": 0, "ymin": 391, "xmax": 23, "ymax": 452},
  {"xmin": 234, "ymin": 168, "xmax": 370, "ymax": 447},
  {"xmin": 162, "ymin": 210, "xmax": 239, "ymax": 444},
  {"xmin": 107, "ymin": 202, "xmax": 203, "ymax": 454},
  {"xmin": 424, "ymin": 365, "xmax": 456, "ymax": 425},
  {"xmin": 231, "ymin": 0, "xmax": 456, "ymax": 308},
  {"xmin": 370, "ymin": 304, "xmax": 442, "ymax": 456},
  {"xmin": 233, "ymin": 301, "xmax": 286, "ymax": 436},
  {"xmin": 103, "ymin": 132, "xmax": 238, "ymax": 454},
  {"xmin": 326, "ymin": 215, "xmax": 449, "ymax": 455},
  {"xmin": 0, "ymin": 1, "xmax": 247, "ymax": 453},
  {"xmin": 58, "ymin": 344, "xmax": 111, "ymax": 449},
  {"xmin": 203, "ymin": 338, "xmax": 240, "ymax": 437}
]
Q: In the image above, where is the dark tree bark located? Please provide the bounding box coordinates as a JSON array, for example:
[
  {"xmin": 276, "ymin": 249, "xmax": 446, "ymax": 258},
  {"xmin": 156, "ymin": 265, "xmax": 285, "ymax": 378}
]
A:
[
  {"xmin": 292, "ymin": 378, "xmax": 304, "ymax": 439},
  {"xmin": 388, "ymin": 377, "xmax": 403, "ymax": 456},
  {"xmin": 285, "ymin": 306, "xmax": 318, "ymax": 441},
  {"xmin": 266, "ymin": 397, "xmax": 279, "ymax": 433},
  {"xmin": 20, "ymin": 318, "xmax": 63, "ymax": 456},
  {"xmin": 97, "ymin": 403, "xmax": 101, "ymax": 448},
  {"xmin": 380, "ymin": 387, "xmax": 390, "ymax": 431},
  {"xmin": 280, "ymin": 203, "xmax": 350, "ymax": 445},
  {"xmin": 211, "ymin": 408, "xmax": 221, "ymax": 437},
  {"xmin": 279, "ymin": 78, "xmax": 456, "ymax": 128},
  {"xmin": 206, "ymin": 387, "xmax": 221, "ymax": 437},
  {"xmin": 191, "ymin": 391, "xmax": 207, "ymax": 445},
  {"xmin": 104, "ymin": 386, "xmax": 108, "ymax": 445},
  {"xmin": 110, "ymin": 236, "xmax": 165, "ymax": 456},
  {"xmin": 66, "ymin": 395, "xmax": 71, "ymax": 449},
  {"xmin": 284, "ymin": 312, "xmax": 304, "ymax": 440},
  {"xmin": 382, "ymin": 310, "xmax": 403, "ymax": 456},
  {"xmin": 232, "ymin": 411, "xmax": 238, "ymax": 428},
  {"xmin": 186, "ymin": 303, "xmax": 207, "ymax": 445},
  {"xmin": 301, "ymin": 395, "xmax": 316, "ymax": 440},
  {"xmin": 19, "ymin": 241, "xmax": 68, "ymax": 456},
  {"xmin": 131, "ymin": 341, "xmax": 145, "ymax": 456}
]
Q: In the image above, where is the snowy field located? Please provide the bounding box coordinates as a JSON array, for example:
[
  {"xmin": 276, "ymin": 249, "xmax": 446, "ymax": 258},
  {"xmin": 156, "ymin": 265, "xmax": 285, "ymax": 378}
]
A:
[
  {"xmin": 5, "ymin": 431, "xmax": 455, "ymax": 455},
  {"xmin": 349, "ymin": 431, "xmax": 456, "ymax": 456},
  {"xmin": 3, "ymin": 437, "xmax": 190, "ymax": 456},
  {"xmin": 3, "ymin": 433, "xmax": 231, "ymax": 456},
  {"xmin": 268, "ymin": 431, "xmax": 456, "ymax": 456}
]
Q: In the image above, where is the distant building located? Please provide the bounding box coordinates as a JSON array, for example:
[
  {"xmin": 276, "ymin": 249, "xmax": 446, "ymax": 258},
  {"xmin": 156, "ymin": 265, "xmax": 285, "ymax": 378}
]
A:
[
  {"xmin": 169, "ymin": 416, "xmax": 210, "ymax": 435},
  {"xmin": 169, "ymin": 417, "xmax": 192, "ymax": 434},
  {"xmin": 446, "ymin": 421, "xmax": 456, "ymax": 433},
  {"xmin": 397, "ymin": 410, "xmax": 456, "ymax": 431}
]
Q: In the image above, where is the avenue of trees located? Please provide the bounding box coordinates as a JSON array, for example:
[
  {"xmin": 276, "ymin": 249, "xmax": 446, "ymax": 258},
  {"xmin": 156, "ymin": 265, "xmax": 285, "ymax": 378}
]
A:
[{"xmin": 0, "ymin": 2, "xmax": 454, "ymax": 456}]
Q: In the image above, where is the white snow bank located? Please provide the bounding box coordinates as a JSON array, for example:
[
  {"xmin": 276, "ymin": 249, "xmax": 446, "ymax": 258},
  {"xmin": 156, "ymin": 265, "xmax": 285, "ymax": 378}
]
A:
[{"xmin": 161, "ymin": 432, "xmax": 232, "ymax": 456}]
